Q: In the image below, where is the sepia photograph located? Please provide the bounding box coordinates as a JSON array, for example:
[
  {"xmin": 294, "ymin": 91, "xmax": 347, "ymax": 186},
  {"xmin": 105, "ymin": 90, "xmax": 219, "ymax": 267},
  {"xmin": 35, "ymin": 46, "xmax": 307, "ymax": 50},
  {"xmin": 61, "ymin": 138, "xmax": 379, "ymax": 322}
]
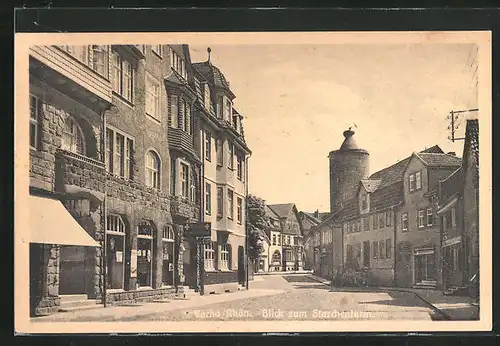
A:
[{"xmin": 14, "ymin": 31, "xmax": 492, "ymax": 333}]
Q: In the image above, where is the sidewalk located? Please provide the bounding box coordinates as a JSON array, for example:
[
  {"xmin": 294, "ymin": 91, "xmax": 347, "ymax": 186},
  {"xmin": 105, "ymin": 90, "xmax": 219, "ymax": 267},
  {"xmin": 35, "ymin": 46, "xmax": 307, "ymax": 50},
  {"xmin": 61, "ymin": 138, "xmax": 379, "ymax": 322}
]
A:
[
  {"xmin": 255, "ymin": 270, "xmax": 313, "ymax": 276},
  {"xmin": 308, "ymin": 274, "xmax": 479, "ymax": 321},
  {"xmin": 31, "ymin": 287, "xmax": 285, "ymax": 323}
]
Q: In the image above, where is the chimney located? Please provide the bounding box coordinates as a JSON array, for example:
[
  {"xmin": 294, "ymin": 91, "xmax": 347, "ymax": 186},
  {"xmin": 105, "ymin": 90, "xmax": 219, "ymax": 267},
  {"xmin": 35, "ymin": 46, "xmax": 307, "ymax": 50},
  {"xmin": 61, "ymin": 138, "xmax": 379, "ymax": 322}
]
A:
[
  {"xmin": 314, "ymin": 209, "xmax": 319, "ymax": 219},
  {"xmin": 447, "ymin": 151, "xmax": 456, "ymax": 156}
]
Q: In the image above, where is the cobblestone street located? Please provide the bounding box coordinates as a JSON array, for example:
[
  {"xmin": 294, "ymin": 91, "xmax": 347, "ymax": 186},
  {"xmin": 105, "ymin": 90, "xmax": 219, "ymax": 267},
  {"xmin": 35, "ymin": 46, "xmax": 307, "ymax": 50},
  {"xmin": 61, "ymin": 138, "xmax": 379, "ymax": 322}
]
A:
[{"xmin": 32, "ymin": 274, "xmax": 435, "ymax": 322}]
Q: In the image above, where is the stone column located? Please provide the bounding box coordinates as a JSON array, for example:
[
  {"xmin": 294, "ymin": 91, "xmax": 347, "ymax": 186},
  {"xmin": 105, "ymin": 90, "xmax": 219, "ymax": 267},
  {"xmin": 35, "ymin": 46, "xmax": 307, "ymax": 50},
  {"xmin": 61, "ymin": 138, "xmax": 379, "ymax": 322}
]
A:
[{"xmin": 35, "ymin": 244, "xmax": 61, "ymax": 316}]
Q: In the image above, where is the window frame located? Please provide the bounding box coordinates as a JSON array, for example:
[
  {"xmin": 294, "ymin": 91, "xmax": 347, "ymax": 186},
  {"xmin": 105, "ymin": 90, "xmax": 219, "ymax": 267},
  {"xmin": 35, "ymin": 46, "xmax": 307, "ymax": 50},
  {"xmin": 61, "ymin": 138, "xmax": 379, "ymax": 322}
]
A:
[
  {"xmin": 204, "ymin": 242, "xmax": 215, "ymax": 271},
  {"xmin": 227, "ymin": 189, "xmax": 234, "ymax": 219},
  {"xmin": 418, "ymin": 209, "xmax": 425, "ymax": 228},
  {"xmin": 62, "ymin": 115, "xmax": 86, "ymax": 156},
  {"xmin": 216, "ymin": 186, "xmax": 224, "ymax": 218},
  {"xmin": 237, "ymin": 197, "xmax": 243, "ymax": 224},
  {"xmin": 386, "ymin": 239, "xmax": 392, "ymax": 258},
  {"xmin": 216, "ymin": 138, "xmax": 224, "ymax": 166},
  {"xmin": 170, "ymin": 95, "xmax": 179, "ymax": 128},
  {"xmin": 205, "ymin": 131, "xmax": 212, "ymax": 161},
  {"xmin": 152, "ymin": 45, "xmax": 163, "ymax": 58},
  {"xmin": 145, "ymin": 150, "xmax": 161, "ymax": 189},
  {"xmin": 112, "ymin": 50, "xmax": 134, "ymax": 103},
  {"xmin": 402, "ymin": 212, "xmax": 409, "ymax": 231},
  {"xmin": 427, "ymin": 208, "xmax": 434, "ymax": 227},
  {"xmin": 29, "ymin": 94, "xmax": 39, "ymax": 150},
  {"xmin": 228, "ymin": 143, "xmax": 234, "ymax": 170},
  {"xmin": 180, "ymin": 162, "xmax": 190, "ymax": 199},
  {"xmin": 205, "ymin": 182, "xmax": 212, "ymax": 215},
  {"xmin": 237, "ymin": 153, "xmax": 243, "ymax": 180},
  {"xmin": 145, "ymin": 72, "xmax": 160, "ymax": 121},
  {"xmin": 220, "ymin": 243, "xmax": 229, "ymax": 270}
]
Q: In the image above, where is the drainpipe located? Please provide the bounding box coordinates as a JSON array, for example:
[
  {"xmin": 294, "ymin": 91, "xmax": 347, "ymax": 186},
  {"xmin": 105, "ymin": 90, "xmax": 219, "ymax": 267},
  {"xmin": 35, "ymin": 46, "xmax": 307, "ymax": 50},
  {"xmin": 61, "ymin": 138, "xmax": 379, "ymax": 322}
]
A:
[
  {"xmin": 102, "ymin": 109, "xmax": 107, "ymax": 308},
  {"xmin": 198, "ymin": 124, "xmax": 206, "ymax": 296}
]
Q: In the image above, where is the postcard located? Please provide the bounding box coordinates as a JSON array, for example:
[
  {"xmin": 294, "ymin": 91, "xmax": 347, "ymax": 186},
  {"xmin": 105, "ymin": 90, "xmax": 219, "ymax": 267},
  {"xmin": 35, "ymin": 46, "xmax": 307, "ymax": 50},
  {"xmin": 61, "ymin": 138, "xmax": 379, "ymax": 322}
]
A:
[{"xmin": 14, "ymin": 30, "xmax": 492, "ymax": 333}]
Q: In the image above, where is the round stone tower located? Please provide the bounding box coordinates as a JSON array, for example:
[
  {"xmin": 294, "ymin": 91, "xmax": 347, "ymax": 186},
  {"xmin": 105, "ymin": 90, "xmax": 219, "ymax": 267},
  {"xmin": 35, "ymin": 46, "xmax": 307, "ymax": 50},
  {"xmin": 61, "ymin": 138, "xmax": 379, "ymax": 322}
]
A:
[{"xmin": 329, "ymin": 128, "xmax": 369, "ymax": 212}]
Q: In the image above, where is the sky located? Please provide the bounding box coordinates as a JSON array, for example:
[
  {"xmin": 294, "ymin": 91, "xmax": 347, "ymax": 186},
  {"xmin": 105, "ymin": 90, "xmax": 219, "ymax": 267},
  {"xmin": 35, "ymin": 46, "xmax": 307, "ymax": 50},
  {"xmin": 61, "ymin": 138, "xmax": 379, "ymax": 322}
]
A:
[{"xmin": 189, "ymin": 44, "xmax": 479, "ymax": 213}]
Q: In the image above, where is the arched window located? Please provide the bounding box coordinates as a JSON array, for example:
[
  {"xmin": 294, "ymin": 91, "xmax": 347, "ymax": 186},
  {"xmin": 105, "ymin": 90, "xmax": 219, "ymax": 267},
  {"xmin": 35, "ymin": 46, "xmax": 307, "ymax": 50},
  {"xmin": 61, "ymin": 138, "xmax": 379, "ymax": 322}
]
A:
[
  {"xmin": 62, "ymin": 115, "xmax": 86, "ymax": 155},
  {"xmin": 162, "ymin": 225, "xmax": 175, "ymax": 242},
  {"xmin": 145, "ymin": 150, "xmax": 161, "ymax": 189}
]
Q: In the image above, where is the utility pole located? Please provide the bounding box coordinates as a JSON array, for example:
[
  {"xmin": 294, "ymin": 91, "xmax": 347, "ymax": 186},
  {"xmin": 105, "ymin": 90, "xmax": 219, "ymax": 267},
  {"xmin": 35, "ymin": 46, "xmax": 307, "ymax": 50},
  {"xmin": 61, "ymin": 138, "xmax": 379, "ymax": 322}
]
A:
[{"xmin": 447, "ymin": 109, "xmax": 479, "ymax": 142}]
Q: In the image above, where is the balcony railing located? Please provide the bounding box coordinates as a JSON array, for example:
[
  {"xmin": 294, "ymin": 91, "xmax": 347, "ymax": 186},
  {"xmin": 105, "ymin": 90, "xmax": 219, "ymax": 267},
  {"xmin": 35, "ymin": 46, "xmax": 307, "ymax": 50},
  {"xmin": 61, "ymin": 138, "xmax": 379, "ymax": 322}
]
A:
[
  {"xmin": 170, "ymin": 195, "xmax": 199, "ymax": 221},
  {"xmin": 55, "ymin": 150, "xmax": 106, "ymax": 203}
]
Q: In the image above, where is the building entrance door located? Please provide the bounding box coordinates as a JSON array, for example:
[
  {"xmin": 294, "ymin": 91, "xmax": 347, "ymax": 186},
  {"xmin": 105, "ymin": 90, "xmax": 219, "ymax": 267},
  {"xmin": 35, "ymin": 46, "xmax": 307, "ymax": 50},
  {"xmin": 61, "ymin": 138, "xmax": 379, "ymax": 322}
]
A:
[
  {"xmin": 414, "ymin": 252, "xmax": 436, "ymax": 283},
  {"xmin": 59, "ymin": 246, "xmax": 86, "ymax": 295}
]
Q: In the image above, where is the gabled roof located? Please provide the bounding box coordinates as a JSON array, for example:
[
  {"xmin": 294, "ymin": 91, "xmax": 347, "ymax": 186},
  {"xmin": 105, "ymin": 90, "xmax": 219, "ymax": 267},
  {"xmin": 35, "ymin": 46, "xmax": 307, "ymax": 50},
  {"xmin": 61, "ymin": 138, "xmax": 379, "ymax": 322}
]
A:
[
  {"xmin": 299, "ymin": 212, "xmax": 322, "ymax": 225},
  {"xmin": 420, "ymin": 145, "xmax": 444, "ymax": 153},
  {"xmin": 268, "ymin": 203, "xmax": 295, "ymax": 219},
  {"xmin": 265, "ymin": 205, "xmax": 280, "ymax": 220},
  {"xmin": 367, "ymin": 145, "xmax": 451, "ymax": 190},
  {"xmin": 360, "ymin": 179, "xmax": 382, "ymax": 193},
  {"xmin": 368, "ymin": 157, "xmax": 411, "ymax": 189},
  {"xmin": 415, "ymin": 152, "xmax": 462, "ymax": 167}
]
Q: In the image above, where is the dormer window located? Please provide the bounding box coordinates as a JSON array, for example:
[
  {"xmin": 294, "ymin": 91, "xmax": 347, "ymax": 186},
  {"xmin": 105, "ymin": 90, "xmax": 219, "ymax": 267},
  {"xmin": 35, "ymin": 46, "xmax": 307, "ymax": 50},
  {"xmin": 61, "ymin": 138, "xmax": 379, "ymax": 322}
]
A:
[
  {"xmin": 224, "ymin": 97, "xmax": 232, "ymax": 120},
  {"xmin": 169, "ymin": 48, "xmax": 187, "ymax": 79}
]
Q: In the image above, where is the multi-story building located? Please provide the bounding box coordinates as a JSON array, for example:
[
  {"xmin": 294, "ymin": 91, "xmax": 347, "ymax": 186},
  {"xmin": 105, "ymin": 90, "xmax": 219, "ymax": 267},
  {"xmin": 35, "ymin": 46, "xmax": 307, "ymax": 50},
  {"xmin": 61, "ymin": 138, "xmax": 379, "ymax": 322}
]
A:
[
  {"xmin": 305, "ymin": 129, "xmax": 462, "ymax": 289},
  {"xmin": 191, "ymin": 50, "xmax": 251, "ymax": 289},
  {"xmin": 29, "ymin": 44, "xmax": 113, "ymax": 316},
  {"xmin": 267, "ymin": 203, "xmax": 304, "ymax": 271},
  {"xmin": 438, "ymin": 119, "xmax": 479, "ymax": 297},
  {"xmin": 264, "ymin": 205, "xmax": 283, "ymax": 272},
  {"xmin": 27, "ymin": 44, "xmax": 249, "ymax": 316}
]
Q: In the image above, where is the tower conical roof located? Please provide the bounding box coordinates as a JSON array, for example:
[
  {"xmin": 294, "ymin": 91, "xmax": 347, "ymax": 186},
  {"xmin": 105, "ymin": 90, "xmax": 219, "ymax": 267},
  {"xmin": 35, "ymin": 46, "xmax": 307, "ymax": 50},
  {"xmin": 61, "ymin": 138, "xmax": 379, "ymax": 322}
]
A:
[{"xmin": 339, "ymin": 128, "xmax": 360, "ymax": 150}]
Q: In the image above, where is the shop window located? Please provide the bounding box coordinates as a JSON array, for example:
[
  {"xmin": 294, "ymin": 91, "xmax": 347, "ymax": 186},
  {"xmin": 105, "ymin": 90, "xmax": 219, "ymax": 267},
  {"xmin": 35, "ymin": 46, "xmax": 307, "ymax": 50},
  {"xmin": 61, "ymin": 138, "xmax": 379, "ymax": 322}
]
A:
[
  {"xmin": 137, "ymin": 221, "xmax": 155, "ymax": 288},
  {"xmin": 161, "ymin": 225, "xmax": 174, "ymax": 286},
  {"xmin": 106, "ymin": 214, "xmax": 126, "ymax": 290},
  {"xmin": 62, "ymin": 115, "xmax": 86, "ymax": 155}
]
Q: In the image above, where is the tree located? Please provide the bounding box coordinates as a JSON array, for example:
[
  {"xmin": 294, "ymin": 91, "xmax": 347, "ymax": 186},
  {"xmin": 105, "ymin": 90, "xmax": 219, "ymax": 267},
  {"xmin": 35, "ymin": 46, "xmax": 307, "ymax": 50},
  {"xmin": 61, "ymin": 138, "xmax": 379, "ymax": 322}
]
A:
[{"xmin": 246, "ymin": 194, "xmax": 267, "ymax": 262}]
